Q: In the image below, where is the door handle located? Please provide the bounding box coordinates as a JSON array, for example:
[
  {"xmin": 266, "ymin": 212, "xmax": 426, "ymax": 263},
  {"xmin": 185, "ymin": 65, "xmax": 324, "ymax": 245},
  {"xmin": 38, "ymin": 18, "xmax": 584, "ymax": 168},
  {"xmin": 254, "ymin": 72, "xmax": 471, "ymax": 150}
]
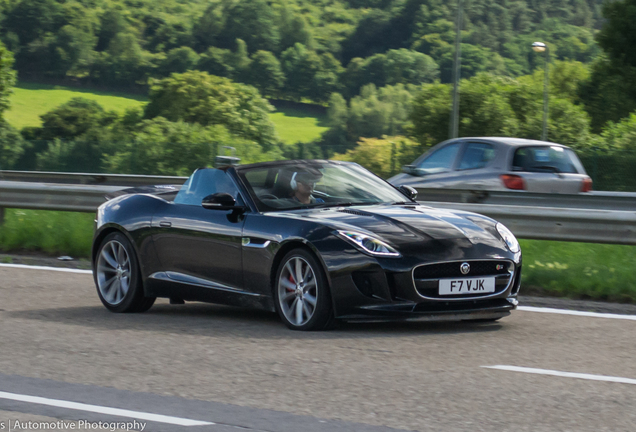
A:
[{"xmin": 159, "ymin": 221, "xmax": 172, "ymax": 228}]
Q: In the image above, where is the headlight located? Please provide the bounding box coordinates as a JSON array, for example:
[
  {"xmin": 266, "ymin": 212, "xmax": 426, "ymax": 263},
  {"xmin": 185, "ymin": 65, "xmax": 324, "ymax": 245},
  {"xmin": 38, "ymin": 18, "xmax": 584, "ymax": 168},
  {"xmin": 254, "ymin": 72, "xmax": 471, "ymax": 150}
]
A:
[
  {"xmin": 336, "ymin": 231, "xmax": 401, "ymax": 257},
  {"xmin": 496, "ymin": 223, "xmax": 520, "ymax": 253}
]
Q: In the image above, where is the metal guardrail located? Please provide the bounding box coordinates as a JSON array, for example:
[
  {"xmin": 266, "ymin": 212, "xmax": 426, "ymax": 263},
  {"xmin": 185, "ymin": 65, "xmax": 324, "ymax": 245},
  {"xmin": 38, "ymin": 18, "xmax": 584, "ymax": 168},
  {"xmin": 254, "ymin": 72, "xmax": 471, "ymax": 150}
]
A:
[
  {"xmin": 0, "ymin": 170, "xmax": 187, "ymax": 187},
  {"xmin": 0, "ymin": 181, "xmax": 124, "ymax": 212},
  {"xmin": 0, "ymin": 172, "xmax": 635, "ymax": 245},
  {"xmin": 415, "ymin": 188, "xmax": 636, "ymax": 211},
  {"xmin": 420, "ymin": 201, "xmax": 636, "ymax": 245}
]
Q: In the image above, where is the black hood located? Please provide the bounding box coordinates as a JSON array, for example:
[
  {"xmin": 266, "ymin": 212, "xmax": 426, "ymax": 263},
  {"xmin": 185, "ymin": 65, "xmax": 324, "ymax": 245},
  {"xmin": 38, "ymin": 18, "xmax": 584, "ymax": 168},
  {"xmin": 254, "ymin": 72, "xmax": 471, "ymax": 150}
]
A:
[{"xmin": 275, "ymin": 204, "xmax": 505, "ymax": 250}]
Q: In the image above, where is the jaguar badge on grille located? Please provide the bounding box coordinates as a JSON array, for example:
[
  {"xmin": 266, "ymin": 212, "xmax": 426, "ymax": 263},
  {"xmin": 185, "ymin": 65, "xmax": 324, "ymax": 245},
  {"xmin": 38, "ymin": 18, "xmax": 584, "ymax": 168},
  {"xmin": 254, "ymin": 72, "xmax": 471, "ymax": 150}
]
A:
[{"xmin": 460, "ymin": 262, "xmax": 470, "ymax": 275}]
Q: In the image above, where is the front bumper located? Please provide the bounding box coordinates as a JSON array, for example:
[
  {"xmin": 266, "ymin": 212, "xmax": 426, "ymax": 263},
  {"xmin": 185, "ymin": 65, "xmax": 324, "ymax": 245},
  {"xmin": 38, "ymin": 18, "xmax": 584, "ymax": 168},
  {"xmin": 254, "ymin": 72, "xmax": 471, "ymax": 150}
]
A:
[
  {"xmin": 337, "ymin": 298, "xmax": 517, "ymax": 322},
  {"xmin": 327, "ymin": 245, "xmax": 522, "ymax": 321}
]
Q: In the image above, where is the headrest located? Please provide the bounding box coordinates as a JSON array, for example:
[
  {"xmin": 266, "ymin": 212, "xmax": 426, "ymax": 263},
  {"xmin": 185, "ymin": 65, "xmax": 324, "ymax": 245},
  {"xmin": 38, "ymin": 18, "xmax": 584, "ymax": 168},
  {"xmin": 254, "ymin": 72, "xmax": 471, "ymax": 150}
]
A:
[{"xmin": 294, "ymin": 167, "xmax": 323, "ymax": 184}]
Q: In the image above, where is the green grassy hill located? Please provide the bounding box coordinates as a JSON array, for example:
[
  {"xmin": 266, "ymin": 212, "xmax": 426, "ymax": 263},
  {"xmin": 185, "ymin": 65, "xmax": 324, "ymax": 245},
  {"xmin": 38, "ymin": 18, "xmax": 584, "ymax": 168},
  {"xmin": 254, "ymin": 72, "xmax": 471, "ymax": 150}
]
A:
[
  {"xmin": 6, "ymin": 82, "xmax": 327, "ymax": 143},
  {"xmin": 6, "ymin": 82, "xmax": 147, "ymax": 130}
]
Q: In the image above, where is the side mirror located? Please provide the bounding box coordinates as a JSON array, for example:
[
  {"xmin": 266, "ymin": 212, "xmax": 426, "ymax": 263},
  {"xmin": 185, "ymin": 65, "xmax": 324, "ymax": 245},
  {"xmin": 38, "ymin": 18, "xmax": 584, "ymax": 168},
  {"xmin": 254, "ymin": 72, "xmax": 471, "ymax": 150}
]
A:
[
  {"xmin": 402, "ymin": 165, "xmax": 425, "ymax": 177},
  {"xmin": 202, "ymin": 193, "xmax": 239, "ymax": 210},
  {"xmin": 398, "ymin": 185, "xmax": 418, "ymax": 201}
]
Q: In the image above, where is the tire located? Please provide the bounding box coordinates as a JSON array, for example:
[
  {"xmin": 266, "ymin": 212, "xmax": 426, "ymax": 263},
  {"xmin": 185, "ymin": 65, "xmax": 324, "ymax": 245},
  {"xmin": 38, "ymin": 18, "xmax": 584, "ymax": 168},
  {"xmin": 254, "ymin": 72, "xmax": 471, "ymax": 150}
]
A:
[
  {"xmin": 94, "ymin": 232, "xmax": 156, "ymax": 313},
  {"xmin": 274, "ymin": 248, "xmax": 334, "ymax": 331}
]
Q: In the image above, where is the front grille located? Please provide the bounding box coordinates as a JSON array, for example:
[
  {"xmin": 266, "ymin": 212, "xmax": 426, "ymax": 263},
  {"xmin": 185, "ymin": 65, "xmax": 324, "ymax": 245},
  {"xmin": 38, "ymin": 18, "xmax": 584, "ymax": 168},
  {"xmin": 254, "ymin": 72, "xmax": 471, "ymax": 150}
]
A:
[
  {"xmin": 413, "ymin": 298, "xmax": 513, "ymax": 313},
  {"xmin": 413, "ymin": 260, "xmax": 514, "ymax": 300},
  {"xmin": 413, "ymin": 260, "xmax": 510, "ymax": 279}
]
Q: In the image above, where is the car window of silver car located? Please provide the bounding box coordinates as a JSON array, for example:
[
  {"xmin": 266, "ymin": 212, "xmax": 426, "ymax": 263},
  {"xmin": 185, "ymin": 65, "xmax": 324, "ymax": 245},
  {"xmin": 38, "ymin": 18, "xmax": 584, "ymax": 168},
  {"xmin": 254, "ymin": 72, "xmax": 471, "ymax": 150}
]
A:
[
  {"xmin": 458, "ymin": 142, "xmax": 495, "ymax": 170},
  {"xmin": 416, "ymin": 143, "xmax": 461, "ymax": 174},
  {"xmin": 512, "ymin": 146, "xmax": 578, "ymax": 174}
]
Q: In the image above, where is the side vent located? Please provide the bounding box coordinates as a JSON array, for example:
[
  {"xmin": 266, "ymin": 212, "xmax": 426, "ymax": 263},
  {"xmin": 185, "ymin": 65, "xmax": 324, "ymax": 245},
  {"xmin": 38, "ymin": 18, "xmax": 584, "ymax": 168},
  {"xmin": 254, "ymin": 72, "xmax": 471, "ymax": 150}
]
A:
[
  {"xmin": 351, "ymin": 271, "xmax": 391, "ymax": 300},
  {"xmin": 338, "ymin": 209, "xmax": 370, "ymax": 216}
]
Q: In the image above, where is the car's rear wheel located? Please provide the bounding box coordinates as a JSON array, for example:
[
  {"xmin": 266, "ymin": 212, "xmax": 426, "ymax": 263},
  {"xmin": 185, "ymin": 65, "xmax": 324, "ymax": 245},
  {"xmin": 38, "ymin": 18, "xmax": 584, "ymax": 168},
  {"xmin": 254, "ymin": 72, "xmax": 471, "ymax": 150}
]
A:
[
  {"xmin": 95, "ymin": 232, "xmax": 155, "ymax": 313},
  {"xmin": 274, "ymin": 248, "xmax": 334, "ymax": 331}
]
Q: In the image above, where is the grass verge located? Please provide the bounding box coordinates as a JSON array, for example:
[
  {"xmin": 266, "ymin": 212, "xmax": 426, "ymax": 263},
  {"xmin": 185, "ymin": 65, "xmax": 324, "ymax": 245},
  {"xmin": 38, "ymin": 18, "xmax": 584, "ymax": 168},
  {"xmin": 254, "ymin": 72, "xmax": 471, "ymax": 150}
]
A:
[
  {"xmin": 0, "ymin": 209, "xmax": 93, "ymax": 258},
  {"xmin": 1, "ymin": 209, "xmax": 633, "ymax": 303},
  {"xmin": 518, "ymin": 239, "xmax": 636, "ymax": 303}
]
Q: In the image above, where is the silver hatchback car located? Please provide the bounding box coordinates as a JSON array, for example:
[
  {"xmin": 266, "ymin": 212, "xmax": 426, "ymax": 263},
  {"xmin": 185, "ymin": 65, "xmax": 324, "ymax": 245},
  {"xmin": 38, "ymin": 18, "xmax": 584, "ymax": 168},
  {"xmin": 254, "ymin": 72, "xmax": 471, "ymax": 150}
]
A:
[{"xmin": 389, "ymin": 137, "xmax": 592, "ymax": 194}]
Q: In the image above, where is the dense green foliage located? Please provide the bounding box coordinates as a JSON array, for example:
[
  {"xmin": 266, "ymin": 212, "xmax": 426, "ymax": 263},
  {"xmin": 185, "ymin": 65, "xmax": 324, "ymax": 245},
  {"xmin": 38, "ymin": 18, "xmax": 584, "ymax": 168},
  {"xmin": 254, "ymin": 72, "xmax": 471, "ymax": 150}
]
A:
[
  {"xmin": 331, "ymin": 135, "xmax": 422, "ymax": 178},
  {"xmin": 323, "ymin": 83, "xmax": 416, "ymax": 151},
  {"xmin": 578, "ymin": 0, "xmax": 636, "ymax": 131},
  {"xmin": 144, "ymin": 71, "xmax": 279, "ymax": 148},
  {"xmin": 410, "ymin": 69, "xmax": 592, "ymax": 147},
  {"xmin": 0, "ymin": 0, "xmax": 605, "ymax": 102},
  {"xmin": 0, "ymin": 41, "xmax": 23, "ymax": 169},
  {"xmin": 1, "ymin": 0, "xmax": 636, "ymax": 186},
  {"xmin": 11, "ymin": 72, "xmax": 285, "ymax": 173}
]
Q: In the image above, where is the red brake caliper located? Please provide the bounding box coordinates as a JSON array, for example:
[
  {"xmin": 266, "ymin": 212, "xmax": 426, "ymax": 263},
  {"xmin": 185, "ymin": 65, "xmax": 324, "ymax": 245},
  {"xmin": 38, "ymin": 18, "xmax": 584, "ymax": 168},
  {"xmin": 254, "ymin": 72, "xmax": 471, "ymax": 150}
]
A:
[{"xmin": 287, "ymin": 272, "xmax": 295, "ymax": 291}]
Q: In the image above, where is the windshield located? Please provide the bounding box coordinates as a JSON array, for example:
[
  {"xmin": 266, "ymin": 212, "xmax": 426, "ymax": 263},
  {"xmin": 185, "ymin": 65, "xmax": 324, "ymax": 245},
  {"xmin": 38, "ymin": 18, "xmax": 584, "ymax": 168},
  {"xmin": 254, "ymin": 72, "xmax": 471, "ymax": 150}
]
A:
[{"xmin": 236, "ymin": 161, "xmax": 410, "ymax": 211}]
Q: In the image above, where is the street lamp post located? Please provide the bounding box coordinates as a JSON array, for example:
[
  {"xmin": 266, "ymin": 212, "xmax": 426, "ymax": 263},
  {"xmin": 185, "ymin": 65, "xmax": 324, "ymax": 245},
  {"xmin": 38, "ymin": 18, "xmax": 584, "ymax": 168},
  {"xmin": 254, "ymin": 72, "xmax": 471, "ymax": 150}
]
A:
[
  {"xmin": 449, "ymin": 0, "xmax": 464, "ymax": 139},
  {"xmin": 532, "ymin": 41, "xmax": 549, "ymax": 141}
]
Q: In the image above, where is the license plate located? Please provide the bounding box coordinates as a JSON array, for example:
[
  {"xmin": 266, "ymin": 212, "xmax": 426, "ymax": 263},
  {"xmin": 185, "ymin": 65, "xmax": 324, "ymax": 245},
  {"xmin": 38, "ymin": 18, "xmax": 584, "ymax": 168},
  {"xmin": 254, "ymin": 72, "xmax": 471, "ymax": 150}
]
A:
[{"xmin": 439, "ymin": 277, "xmax": 495, "ymax": 295}]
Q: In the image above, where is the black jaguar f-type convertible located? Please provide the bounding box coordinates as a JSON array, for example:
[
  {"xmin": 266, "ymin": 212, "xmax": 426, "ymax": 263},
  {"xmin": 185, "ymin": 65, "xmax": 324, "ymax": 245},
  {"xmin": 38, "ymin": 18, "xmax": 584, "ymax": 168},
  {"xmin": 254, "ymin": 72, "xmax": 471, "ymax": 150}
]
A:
[{"xmin": 92, "ymin": 160, "xmax": 522, "ymax": 330}]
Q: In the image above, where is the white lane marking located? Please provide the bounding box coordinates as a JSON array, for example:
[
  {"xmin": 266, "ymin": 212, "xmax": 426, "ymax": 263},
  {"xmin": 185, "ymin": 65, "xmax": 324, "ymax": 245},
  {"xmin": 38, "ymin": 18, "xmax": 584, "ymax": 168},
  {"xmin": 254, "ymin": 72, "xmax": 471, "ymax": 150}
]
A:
[
  {"xmin": 482, "ymin": 365, "xmax": 636, "ymax": 385},
  {"xmin": 0, "ymin": 263, "xmax": 92, "ymax": 274},
  {"xmin": 518, "ymin": 306, "xmax": 636, "ymax": 321},
  {"xmin": 0, "ymin": 391, "xmax": 213, "ymax": 426}
]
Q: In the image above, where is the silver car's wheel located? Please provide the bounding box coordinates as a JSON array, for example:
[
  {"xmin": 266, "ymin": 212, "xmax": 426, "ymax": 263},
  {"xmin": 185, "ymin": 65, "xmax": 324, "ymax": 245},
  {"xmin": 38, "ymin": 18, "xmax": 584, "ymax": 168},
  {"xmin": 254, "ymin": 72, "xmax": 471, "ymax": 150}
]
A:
[
  {"xmin": 277, "ymin": 256, "xmax": 318, "ymax": 326},
  {"xmin": 96, "ymin": 240, "xmax": 131, "ymax": 306}
]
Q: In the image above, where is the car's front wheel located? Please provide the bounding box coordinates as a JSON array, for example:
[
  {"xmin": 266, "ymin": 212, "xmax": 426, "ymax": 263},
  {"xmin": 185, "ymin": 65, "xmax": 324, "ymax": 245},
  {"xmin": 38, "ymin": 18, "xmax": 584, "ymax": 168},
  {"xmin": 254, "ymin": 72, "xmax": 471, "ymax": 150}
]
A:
[
  {"xmin": 274, "ymin": 248, "xmax": 334, "ymax": 331},
  {"xmin": 94, "ymin": 232, "xmax": 155, "ymax": 313}
]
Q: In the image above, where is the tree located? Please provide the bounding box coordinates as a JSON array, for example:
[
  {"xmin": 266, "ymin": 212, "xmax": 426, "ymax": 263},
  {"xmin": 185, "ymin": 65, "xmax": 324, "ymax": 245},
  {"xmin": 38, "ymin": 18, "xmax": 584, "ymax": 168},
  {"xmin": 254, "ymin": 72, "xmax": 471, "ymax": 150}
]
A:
[
  {"xmin": 384, "ymin": 49, "xmax": 439, "ymax": 86},
  {"xmin": 281, "ymin": 43, "xmax": 322, "ymax": 100},
  {"xmin": 197, "ymin": 47, "xmax": 234, "ymax": 78},
  {"xmin": 104, "ymin": 118, "xmax": 283, "ymax": 175},
  {"xmin": 594, "ymin": 113, "xmax": 636, "ymax": 150},
  {"xmin": 410, "ymin": 73, "xmax": 592, "ymax": 148},
  {"xmin": 409, "ymin": 82, "xmax": 451, "ymax": 146},
  {"xmin": 217, "ymin": 0, "xmax": 280, "ymax": 53},
  {"xmin": 0, "ymin": 43, "xmax": 16, "ymax": 119},
  {"xmin": 36, "ymin": 97, "xmax": 118, "ymax": 141},
  {"xmin": 579, "ymin": 56, "xmax": 636, "ymax": 133},
  {"xmin": 278, "ymin": 4, "xmax": 314, "ymax": 52},
  {"xmin": 0, "ymin": 121, "xmax": 26, "ymax": 169},
  {"xmin": 4, "ymin": 0, "xmax": 65, "ymax": 47},
  {"xmin": 246, "ymin": 50, "xmax": 285, "ymax": 96},
  {"xmin": 96, "ymin": 9, "xmax": 127, "ymax": 52},
  {"xmin": 93, "ymin": 33, "xmax": 158, "ymax": 86},
  {"xmin": 158, "ymin": 46, "xmax": 199, "ymax": 76},
  {"xmin": 104, "ymin": 118, "xmax": 237, "ymax": 175},
  {"xmin": 51, "ymin": 25, "xmax": 97, "ymax": 78},
  {"xmin": 321, "ymin": 92, "xmax": 349, "ymax": 152},
  {"xmin": 193, "ymin": 0, "xmax": 228, "ymax": 49},
  {"xmin": 322, "ymin": 84, "xmax": 415, "ymax": 151},
  {"xmin": 312, "ymin": 53, "xmax": 344, "ymax": 101},
  {"xmin": 331, "ymin": 136, "xmax": 422, "ymax": 179},
  {"xmin": 144, "ymin": 71, "xmax": 279, "ymax": 147},
  {"xmin": 597, "ymin": 0, "xmax": 636, "ymax": 69},
  {"xmin": 576, "ymin": 0, "xmax": 636, "ymax": 131}
]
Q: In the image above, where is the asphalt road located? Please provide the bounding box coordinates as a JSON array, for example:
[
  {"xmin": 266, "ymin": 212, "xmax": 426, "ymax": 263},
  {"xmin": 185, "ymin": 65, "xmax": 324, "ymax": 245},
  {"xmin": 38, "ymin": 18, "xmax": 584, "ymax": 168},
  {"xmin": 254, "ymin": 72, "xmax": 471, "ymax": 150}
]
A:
[{"xmin": 0, "ymin": 266, "xmax": 634, "ymax": 432}]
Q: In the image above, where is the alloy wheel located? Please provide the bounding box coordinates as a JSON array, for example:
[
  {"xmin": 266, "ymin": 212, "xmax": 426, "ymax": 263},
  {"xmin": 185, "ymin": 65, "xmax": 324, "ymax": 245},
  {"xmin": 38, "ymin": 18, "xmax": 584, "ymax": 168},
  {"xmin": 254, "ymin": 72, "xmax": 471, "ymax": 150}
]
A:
[
  {"xmin": 278, "ymin": 256, "xmax": 318, "ymax": 326},
  {"xmin": 96, "ymin": 240, "xmax": 131, "ymax": 306}
]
